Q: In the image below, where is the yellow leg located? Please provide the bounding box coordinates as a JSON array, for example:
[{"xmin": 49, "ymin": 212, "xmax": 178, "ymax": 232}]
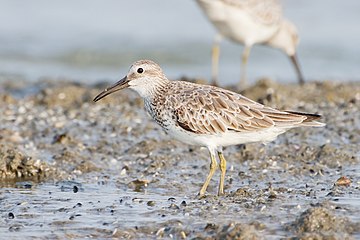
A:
[
  {"xmin": 239, "ymin": 45, "xmax": 251, "ymax": 90},
  {"xmin": 218, "ymin": 151, "xmax": 227, "ymax": 196},
  {"xmin": 199, "ymin": 151, "xmax": 218, "ymax": 197},
  {"xmin": 211, "ymin": 35, "xmax": 221, "ymax": 86}
]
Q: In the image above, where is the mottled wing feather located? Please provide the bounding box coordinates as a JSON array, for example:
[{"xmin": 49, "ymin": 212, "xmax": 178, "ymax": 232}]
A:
[
  {"xmin": 222, "ymin": 0, "xmax": 282, "ymax": 25},
  {"xmin": 172, "ymin": 83, "xmax": 306, "ymax": 135}
]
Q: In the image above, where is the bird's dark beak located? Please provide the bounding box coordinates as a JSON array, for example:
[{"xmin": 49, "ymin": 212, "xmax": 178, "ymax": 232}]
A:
[
  {"xmin": 289, "ymin": 54, "xmax": 305, "ymax": 85},
  {"xmin": 93, "ymin": 76, "xmax": 129, "ymax": 102}
]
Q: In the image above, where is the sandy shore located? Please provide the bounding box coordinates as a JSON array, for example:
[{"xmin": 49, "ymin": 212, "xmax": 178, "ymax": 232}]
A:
[{"xmin": 0, "ymin": 78, "xmax": 359, "ymax": 239}]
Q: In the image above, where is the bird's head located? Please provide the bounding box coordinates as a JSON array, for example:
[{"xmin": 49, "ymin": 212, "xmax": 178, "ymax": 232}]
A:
[{"xmin": 93, "ymin": 60, "xmax": 168, "ymax": 101}]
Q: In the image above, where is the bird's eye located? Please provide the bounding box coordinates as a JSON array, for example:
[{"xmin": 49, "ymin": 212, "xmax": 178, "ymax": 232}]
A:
[{"xmin": 137, "ymin": 68, "xmax": 144, "ymax": 74}]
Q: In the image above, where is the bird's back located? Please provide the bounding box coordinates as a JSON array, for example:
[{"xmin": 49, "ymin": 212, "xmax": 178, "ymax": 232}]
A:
[{"xmin": 158, "ymin": 81, "xmax": 323, "ymax": 136}]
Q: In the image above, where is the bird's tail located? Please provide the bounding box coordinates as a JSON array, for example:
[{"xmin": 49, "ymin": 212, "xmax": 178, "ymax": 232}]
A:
[{"xmin": 285, "ymin": 111, "xmax": 326, "ymax": 127}]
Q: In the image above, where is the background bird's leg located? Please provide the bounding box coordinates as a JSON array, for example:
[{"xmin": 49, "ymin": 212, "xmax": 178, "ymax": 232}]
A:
[
  {"xmin": 217, "ymin": 151, "xmax": 227, "ymax": 196},
  {"xmin": 289, "ymin": 53, "xmax": 305, "ymax": 85},
  {"xmin": 199, "ymin": 148, "xmax": 218, "ymax": 197},
  {"xmin": 239, "ymin": 45, "xmax": 251, "ymax": 90},
  {"xmin": 211, "ymin": 34, "xmax": 222, "ymax": 86}
]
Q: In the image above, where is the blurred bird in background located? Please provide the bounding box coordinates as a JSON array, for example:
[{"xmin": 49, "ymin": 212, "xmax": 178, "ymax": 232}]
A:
[{"xmin": 196, "ymin": 0, "xmax": 305, "ymax": 89}]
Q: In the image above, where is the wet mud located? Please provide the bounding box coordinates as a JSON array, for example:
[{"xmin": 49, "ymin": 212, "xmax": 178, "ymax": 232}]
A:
[{"xmin": 0, "ymin": 78, "xmax": 359, "ymax": 239}]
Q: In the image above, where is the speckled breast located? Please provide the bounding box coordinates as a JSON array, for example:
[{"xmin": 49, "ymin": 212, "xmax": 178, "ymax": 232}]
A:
[{"xmin": 144, "ymin": 98, "xmax": 173, "ymax": 131}]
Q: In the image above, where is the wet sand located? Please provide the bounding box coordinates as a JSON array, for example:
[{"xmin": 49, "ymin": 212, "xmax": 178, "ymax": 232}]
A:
[{"xmin": 0, "ymin": 78, "xmax": 359, "ymax": 239}]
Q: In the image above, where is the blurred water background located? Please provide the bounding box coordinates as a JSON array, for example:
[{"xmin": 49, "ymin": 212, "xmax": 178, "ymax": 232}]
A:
[{"xmin": 0, "ymin": 0, "xmax": 359, "ymax": 85}]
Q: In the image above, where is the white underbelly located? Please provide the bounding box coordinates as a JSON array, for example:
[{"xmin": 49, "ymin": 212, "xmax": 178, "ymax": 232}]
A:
[{"xmin": 166, "ymin": 125, "xmax": 288, "ymax": 149}]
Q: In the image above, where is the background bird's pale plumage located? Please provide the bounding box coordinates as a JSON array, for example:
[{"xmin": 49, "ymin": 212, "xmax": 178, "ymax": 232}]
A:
[{"xmin": 222, "ymin": 0, "xmax": 282, "ymax": 25}]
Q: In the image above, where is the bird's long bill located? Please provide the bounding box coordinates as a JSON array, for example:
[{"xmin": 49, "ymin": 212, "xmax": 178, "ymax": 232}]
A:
[
  {"xmin": 93, "ymin": 76, "xmax": 129, "ymax": 102},
  {"xmin": 290, "ymin": 54, "xmax": 305, "ymax": 85}
]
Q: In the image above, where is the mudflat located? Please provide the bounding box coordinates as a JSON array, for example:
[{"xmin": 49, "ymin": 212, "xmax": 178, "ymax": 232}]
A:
[{"xmin": 0, "ymin": 78, "xmax": 359, "ymax": 239}]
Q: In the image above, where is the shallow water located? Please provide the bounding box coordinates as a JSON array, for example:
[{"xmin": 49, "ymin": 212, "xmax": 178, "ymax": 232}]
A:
[
  {"xmin": 1, "ymin": 179, "xmax": 186, "ymax": 238},
  {"xmin": 1, "ymin": 165, "xmax": 359, "ymax": 239},
  {"xmin": 0, "ymin": 0, "xmax": 360, "ymax": 84}
]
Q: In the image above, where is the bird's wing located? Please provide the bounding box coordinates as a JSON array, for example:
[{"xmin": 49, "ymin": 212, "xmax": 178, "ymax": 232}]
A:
[
  {"xmin": 171, "ymin": 84, "xmax": 306, "ymax": 135},
  {"xmin": 222, "ymin": 0, "xmax": 282, "ymax": 26}
]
